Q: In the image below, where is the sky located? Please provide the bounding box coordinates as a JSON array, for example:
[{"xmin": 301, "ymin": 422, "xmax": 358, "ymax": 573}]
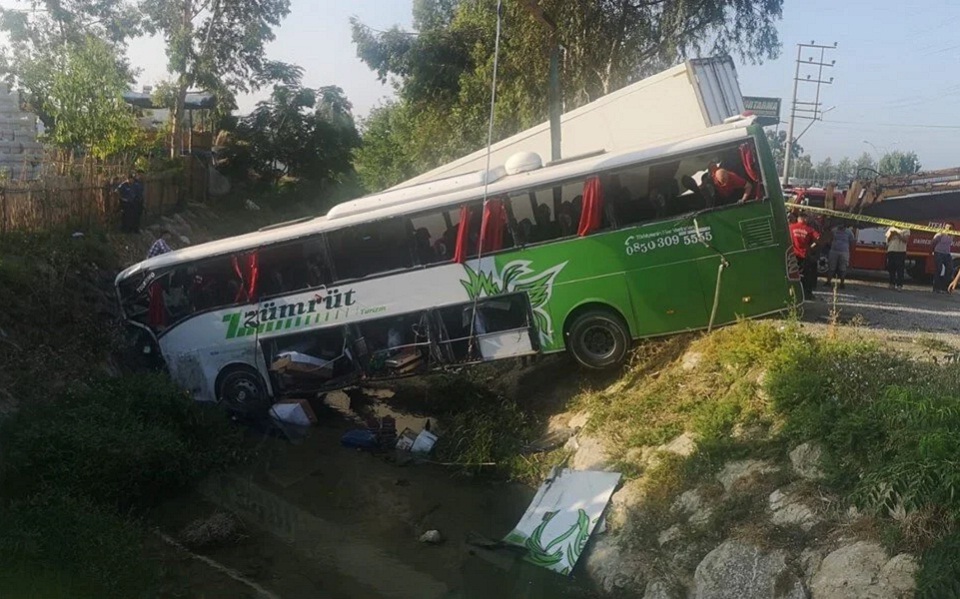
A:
[{"xmin": 124, "ymin": 0, "xmax": 960, "ymax": 168}]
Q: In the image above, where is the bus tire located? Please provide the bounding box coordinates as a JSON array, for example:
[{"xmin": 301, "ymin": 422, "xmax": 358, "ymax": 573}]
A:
[
  {"xmin": 566, "ymin": 309, "xmax": 630, "ymax": 369},
  {"xmin": 216, "ymin": 365, "xmax": 269, "ymax": 415}
]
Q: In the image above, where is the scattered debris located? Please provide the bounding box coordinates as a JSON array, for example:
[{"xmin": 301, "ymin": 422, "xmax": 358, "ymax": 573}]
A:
[
  {"xmin": 341, "ymin": 428, "xmax": 378, "ymax": 450},
  {"xmin": 411, "ymin": 429, "xmax": 438, "ymax": 454},
  {"xmin": 244, "ymin": 199, "xmax": 261, "ymax": 211},
  {"xmin": 504, "ymin": 468, "xmax": 621, "ymax": 575},
  {"xmin": 522, "ymin": 426, "xmax": 578, "ymax": 454},
  {"xmin": 396, "ymin": 427, "xmax": 418, "ymax": 451},
  {"xmin": 268, "ymin": 399, "xmax": 317, "ymax": 427},
  {"xmin": 419, "ymin": 529, "xmax": 444, "ymax": 544}
]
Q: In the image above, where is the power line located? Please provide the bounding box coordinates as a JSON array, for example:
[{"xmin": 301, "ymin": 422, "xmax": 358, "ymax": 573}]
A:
[{"xmin": 821, "ymin": 120, "xmax": 960, "ymax": 130}]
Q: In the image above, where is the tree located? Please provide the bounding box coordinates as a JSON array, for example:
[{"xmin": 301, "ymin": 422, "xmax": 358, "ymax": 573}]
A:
[
  {"xmin": 226, "ymin": 72, "xmax": 360, "ymax": 184},
  {"xmin": 814, "ymin": 157, "xmax": 833, "ymax": 184},
  {"xmin": 0, "ymin": 0, "xmax": 141, "ymax": 127},
  {"xmin": 878, "ymin": 150, "xmax": 921, "ymax": 176},
  {"xmin": 354, "ymin": 102, "xmax": 419, "ymax": 191},
  {"xmin": 853, "ymin": 152, "xmax": 877, "ymax": 178},
  {"xmin": 36, "ymin": 36, "xmax": 141, "ymax": 159},
  {"xmin": 834, "ymin": 157, "xmax": 854, "ymax": 185},
  {"xmin": 765, "ymin": 129, "xmax": 803, "ymax": 174},
  {"xmin": 140, "ymin": 0, "xmax": 292, "ymax": 156},
  {"xmin": 353, "ymin": 0, "xmax": 785, "ymax": 186}
]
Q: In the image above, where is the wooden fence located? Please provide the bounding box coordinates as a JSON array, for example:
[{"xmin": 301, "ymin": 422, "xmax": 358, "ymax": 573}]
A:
[{"xmin": 0, "ymin": 157, "xmax": 208, "ymax": 236}]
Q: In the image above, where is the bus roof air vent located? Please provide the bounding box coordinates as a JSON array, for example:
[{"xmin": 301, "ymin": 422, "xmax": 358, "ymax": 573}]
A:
[{"xmin": 504, "ymin": 151, "xmax": 543, "ymax": 175}]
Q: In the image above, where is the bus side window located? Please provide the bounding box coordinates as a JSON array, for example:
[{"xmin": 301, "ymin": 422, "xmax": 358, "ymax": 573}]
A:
[
  {"xmin": 328, "ymin": 217, "xmax": 414, "ymax": 281},
  {"xmin": 409, "ymin": 209, "xmax": 461, "ymax": 265},
  {"xmin": 509, "ymin": 180, "xmax": 594, "ymax": 244},
  {"xmin": 259, "ymin": 236, "xmax": 331, "ymax": 297}
]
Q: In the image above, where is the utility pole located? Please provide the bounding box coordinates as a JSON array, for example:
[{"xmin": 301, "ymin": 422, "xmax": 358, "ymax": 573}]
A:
[
  {"xmin": 782, "ymin": 41, "xmax": 838, "ymax": 185},
  {"xmin": 520, "ymin": 0, "xmax": 562, "ymax": 163}
]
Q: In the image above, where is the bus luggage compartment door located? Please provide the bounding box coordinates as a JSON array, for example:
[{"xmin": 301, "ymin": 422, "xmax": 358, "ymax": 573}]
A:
[{"xmin": 437, "ymin": 293, "xmax": 539, "ymax": 363}]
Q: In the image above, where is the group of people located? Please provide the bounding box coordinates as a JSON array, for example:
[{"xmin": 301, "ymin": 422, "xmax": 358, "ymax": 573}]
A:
[
  {"xmin": 789, "ymin": 214, "xmax": 856, "ymax": 296},
  {"xmin": 790, "ymin": 212, "xmax": 958, "ymax": 297}
]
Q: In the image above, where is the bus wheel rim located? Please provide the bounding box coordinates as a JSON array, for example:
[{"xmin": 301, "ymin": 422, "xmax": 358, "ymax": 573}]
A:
[
  {"xmin": 227, "ymin": 376, "xmax": 259, "ymax": 406},
  {"xmin": 582, "ymin": 324, "xmax": 617, "ymax": 360}
]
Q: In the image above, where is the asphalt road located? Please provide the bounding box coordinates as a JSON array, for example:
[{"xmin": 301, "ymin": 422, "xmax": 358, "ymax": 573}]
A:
[{"xmin": 802, "ymin": 269, "xmax": 960, "ymax": 339}]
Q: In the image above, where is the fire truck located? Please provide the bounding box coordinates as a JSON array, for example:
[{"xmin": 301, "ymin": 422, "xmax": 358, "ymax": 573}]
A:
[{"xmin": 786, "ymin": 171, "xmax": 960, "ymax": 281}]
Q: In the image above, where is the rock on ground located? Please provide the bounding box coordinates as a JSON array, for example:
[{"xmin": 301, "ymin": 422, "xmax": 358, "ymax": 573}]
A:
[
  {"xmin": 789, "ymin": 443, "xmax": 826, "ymax": 481},
  {"xmin": 583, "ymin": 534, "xmax": 646, "ymax": 594},
  {"xmin": 810, "ymin": 541, "xmax": 917, "ymax": 599},
  {"xmin": 716, "ymin": 460, "xmax": 779, "ymax": 493},
  {"xmin": 659, "ymin": 432, "xmax": 697, "ymax": 457},
  {"xmin": 672, "ymin": 489, "xmax": 713, "ymax": 527},
  {"xmin": 569, "ymin": 434, "xmax": 612, "ymax": 471},
  {"xmin": 694, "ymin": 539, "xmax": 806, "ymax": 599},
  {"xmin": 768, "ymin": 488, "xmax": 821, "ymax": 531},
  {"xmin": 645, "ymin": 579, "xmax": 683, "ymax": 599}
]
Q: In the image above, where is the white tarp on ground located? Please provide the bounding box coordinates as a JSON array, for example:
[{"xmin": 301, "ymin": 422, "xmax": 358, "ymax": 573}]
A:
[{"xmin": 504, "ymin": 468, "xmax": 621, "ymax": 575}]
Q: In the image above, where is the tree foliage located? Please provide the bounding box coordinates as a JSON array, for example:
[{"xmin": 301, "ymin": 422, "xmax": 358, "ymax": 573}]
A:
[
  {"xmin": 36, "ymin": 36, "xmax": 142, "ymax": 159},
  {"xmin": 139, "ymin": 0, "xmax": 292, "ymax": 155},
  {"xmin": 224, "ymin": 71, "xmax": 360, "ymax": 184},
  {"xmin": 878, "ymin": 150, "xmax": 921, "ymax": 176},
  {"xmin": 0, "ymin": 0, "xmax": 140, "ymax": 127},
  {"xmin": 353, "ymin": 0, "xmax": 784, "ymax": 189},
  {"xmin": 765, "ymin": 129, "xmax": 803, "ymax": 174}
]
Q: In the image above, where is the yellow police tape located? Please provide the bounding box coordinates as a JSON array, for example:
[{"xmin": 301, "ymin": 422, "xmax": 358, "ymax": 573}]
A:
[{"xmin": 789, "ymin": 204, "xmax": 960, "ymax": 237}]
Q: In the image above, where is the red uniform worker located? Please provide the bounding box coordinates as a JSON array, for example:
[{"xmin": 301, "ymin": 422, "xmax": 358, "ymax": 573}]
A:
[{"xmin": 789, "ymin": 214, "xmax": 820, "ymax": 298}]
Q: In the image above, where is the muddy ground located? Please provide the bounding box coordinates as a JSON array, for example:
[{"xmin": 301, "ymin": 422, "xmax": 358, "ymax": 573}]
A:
[{"xmin": 152, "ymin": 269, "xmax": 959, "ymax": 599}]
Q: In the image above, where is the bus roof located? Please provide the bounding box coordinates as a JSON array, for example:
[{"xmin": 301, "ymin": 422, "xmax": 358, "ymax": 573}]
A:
[{"xmin": 117, "ymin": 117, "xmax": 756, "ymax": 284}]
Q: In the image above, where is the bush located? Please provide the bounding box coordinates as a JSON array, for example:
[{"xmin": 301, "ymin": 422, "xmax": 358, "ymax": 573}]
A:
[
  {"xmin": 765, "ymin": 337, "xmax": 960, "ymax": 516},
  {"xmin": 0, "ymin": 374, "xmax": 246, "ymax": 510},
  {"xmin": 0, "ymin": 493, "xmax": 151, "ymax": 597}
]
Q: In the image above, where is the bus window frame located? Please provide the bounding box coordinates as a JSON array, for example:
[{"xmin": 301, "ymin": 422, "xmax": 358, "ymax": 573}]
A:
[
  {"xmin": 256, "ymin": 233, "xmax": 335, "ymax": 302},
  {"xmin": 598, "ymin": 138, "xmax": 770, "ymax": 232},
  {"xmin": 325, "ymin": 215, "xmax": 418, "ymax": 286}
]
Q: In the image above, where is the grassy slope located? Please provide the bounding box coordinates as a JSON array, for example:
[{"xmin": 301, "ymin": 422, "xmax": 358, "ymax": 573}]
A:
[{"xmin": 569, "ymin": 321, "xmax": 960, "ymax": 597}]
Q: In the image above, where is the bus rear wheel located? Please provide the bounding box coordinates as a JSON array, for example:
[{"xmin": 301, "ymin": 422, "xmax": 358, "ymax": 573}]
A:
[
  {"xmin": 216, "ymin": 365, "xmax": 269, "ymax": 415},
  {"xmin": 566, "ymin": 309, "xmax": 630, "ymax": 369}
]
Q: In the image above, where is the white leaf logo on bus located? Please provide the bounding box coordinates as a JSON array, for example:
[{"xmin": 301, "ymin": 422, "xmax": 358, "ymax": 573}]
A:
[{"xmin": 460, "ymin": 259, "xmax": 567, "ymax": 346}]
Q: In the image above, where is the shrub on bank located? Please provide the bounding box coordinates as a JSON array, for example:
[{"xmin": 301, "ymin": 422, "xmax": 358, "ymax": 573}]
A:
[{"xmin": 0, "ymin": 374, "xmax": 246, "ymax": 597}]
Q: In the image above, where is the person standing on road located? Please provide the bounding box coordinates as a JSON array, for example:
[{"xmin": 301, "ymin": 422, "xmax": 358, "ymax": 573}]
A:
[
  {"xmin": 885, "ymin": 226, "xmax": 910, "ymax": 290},
  {"xmin": 932, "ymin": 224, "xmax": 954, "ymax": 294},
  {"xmin": 790, "ymin": 213, "xmax": 820, "ymax": 298},
  {"xmin": 826, "ymin": 223, "xmax": 855, "ymax": 290}
]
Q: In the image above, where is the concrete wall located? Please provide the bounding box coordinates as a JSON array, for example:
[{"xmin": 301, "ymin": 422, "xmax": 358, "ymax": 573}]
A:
[{"xmin": 0, "ymin": 87, "xmax": 41, "ymax": 180}]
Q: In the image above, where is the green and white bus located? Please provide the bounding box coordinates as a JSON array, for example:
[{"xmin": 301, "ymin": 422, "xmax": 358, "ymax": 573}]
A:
[{"xmin": 116, "ymin": 117, "xmax": 802, "ymax": 412}]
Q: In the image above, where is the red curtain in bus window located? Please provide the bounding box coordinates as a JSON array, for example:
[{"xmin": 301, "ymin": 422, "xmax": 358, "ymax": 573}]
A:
[
  {"xmin": 148, "ymin": 281, "xmax": 166, "ymax": 329},
  {"xmin": 740, "ymin": 143, "xmax": 764, "ymax": 200},
  {"xmin": 453, "ymin": 204, "xmax": 472, "ymax": 263},
  {"xmin": 578, "ymin": 176, "xmax": 604, "ymax": 237},
  {"xmin": 231, "ymin": 251, "xmax": 260, "ymax": 303},
  {"xmin": 480, "ymin": 197, "xmax": 507, "ymax": 252}
]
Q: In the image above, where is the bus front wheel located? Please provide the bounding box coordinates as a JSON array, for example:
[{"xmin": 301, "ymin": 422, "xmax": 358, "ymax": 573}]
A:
[
  {"xmin": 566, "ymin": 309, "xmax": 630, "ymax": 369},
  {"xmin": 216, "ymin": 365, "xmax": 269, "ymax": 415}
]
